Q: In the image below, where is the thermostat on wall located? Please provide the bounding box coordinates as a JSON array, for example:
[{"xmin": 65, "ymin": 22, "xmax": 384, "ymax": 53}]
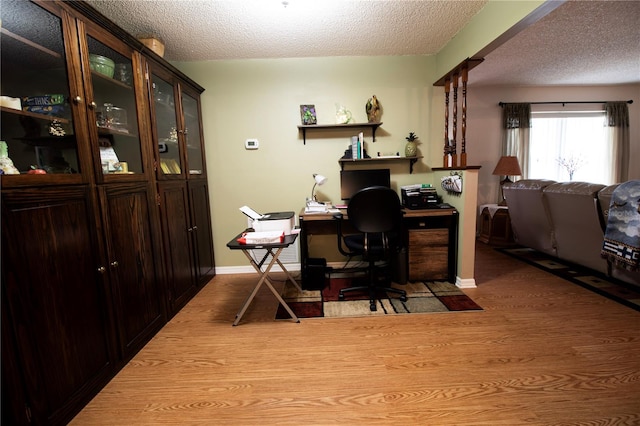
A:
[{"xmin": 245, "ymin": 139, "xmax": 259, "ymax": 150}]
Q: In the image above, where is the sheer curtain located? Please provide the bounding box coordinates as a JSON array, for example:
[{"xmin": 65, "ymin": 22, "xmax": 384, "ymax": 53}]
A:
[
  {"xmin": 528, "ymin": 111, "xmax": 610, "ymax": 183},
  {"xmin": 501, "ymin": 103, "xmax": 531, "ymax": 178},
  {"xmin": 605, "ymin": 102, "xmax": 630, "ymax": 182}
]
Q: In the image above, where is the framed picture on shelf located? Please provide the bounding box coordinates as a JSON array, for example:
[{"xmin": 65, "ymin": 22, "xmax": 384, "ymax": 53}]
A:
[{"xmin": 300, "ymin": 104, "xmax": 317, "ymax": 125}]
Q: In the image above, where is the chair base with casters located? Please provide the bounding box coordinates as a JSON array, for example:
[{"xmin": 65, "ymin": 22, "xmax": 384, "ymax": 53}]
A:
[
  {"xmin": 333, "ymin": 186, "xmax": 408, "ymax": 311},
  {"xmin": 338, "ymin": 257, "xmax": 407, "ymax": 311}
]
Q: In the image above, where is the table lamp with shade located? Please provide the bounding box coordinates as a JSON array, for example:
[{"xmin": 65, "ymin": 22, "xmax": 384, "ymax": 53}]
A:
[
  {"xmin": 306, "ymin": 173, "xmax": 328, "ymax": 213},
  {"xmin": 492, "ymin": 156, "xmax": 522, "ymax": 205},
  {"xmin": 310, "ymin": 173, "xmax": 327, "ymax": 201}
]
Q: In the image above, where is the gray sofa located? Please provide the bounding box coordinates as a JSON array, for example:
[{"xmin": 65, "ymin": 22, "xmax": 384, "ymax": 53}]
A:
[
  {"xmin": 503, "ymin": 179, "xmax": 639, "ymax": 287},
  {"xmin": 502, "ymin": 179, "xmax": 557, "ymax": 257}
]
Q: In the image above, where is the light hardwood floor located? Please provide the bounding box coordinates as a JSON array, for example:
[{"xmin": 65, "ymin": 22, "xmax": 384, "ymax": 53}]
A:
[{"xmin": 71, "ymin": 243, "xmax": 640, "ymax": 425}]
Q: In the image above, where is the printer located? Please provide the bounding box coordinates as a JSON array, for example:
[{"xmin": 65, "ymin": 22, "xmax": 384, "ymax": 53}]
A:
[
  {"xmin": 240, "ymin": 206, "xmax": 295, "ymax": 235},
  {"xmin": 400, "ymin": 184, "xmax": 439, "ymax": 209}
]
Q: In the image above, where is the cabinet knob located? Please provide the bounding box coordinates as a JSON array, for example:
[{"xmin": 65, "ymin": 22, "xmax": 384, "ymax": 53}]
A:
[
  {"xmin": 89, "ymin": 101, "xmax": 97, "ymax": 109},
  {"xmin": 192, "ymin": 225, "xmax": 198, "ymax": 231},
  {"xmin": 73, "ymin": 96, "xmax": 82, "ymax": 104},
  {"xmin": 97, "ymin": 266, "xmax": 106, "ymax": 273},
  {"xmin": 110, "ymin": 261, "xmax": 119, "ymax": 268}
]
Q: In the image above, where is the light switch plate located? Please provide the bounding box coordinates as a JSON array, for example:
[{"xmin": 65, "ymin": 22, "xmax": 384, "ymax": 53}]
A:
[{"xmin": 245, "ymin": 139, "xmax": 259, "ymax": 150}]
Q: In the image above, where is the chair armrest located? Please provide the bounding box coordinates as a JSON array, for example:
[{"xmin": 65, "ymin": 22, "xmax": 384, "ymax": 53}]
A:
[{"xmin": 333, "ymin": 212, "xmax": 357, "ymax": 257}]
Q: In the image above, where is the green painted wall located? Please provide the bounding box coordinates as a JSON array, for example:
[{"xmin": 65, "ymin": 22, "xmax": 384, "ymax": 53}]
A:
[{"xmin": 173, "ymin": 1, "xmax": 543, "ymax": 276}]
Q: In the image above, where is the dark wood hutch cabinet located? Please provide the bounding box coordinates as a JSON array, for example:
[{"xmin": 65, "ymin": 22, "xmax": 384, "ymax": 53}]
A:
[
  {"xmin": 0, "ymin": 1, "xmax": 215, "ymax": 424},
  {"xmin": 147, "ymin": 60, "xmax": 215, "ymax": 313}
]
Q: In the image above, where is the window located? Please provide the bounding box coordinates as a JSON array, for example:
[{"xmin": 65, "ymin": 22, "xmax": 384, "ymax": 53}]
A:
[{"xmin": 528, "ymin": 110, "xmax": 613, "ymax": 184}]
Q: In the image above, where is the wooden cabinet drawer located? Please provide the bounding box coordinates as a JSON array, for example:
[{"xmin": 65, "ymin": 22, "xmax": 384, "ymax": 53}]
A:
[{"xmin": 408, "ymin": 228, "xmax": 449, "ymax": 281}]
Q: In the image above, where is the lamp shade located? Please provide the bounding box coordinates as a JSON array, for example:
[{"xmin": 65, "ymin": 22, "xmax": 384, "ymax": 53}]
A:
[
  {"xmin": 313, "ymin": 173, "xmax": 327, "ymax": 185},
  {"xmin": 492, "ymin": 156, "xmax": 522, "ymax": 176},
  {"xmin": 311, "ymin": 173, "xmax": 327, "ymax": 201}
]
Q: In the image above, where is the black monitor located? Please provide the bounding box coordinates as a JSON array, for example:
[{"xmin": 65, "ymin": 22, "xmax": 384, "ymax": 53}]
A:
[{"xmin": 340, "ymin": 169, "xmax": 391, "ymax": 201}]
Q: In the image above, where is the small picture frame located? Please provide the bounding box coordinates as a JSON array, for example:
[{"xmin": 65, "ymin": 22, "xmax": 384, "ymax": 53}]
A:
[{"xmin": 300, "ymin": 104, "xmax": 317, "ymax": 125}]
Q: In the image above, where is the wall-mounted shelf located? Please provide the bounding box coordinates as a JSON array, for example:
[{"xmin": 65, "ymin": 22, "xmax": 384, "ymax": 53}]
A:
[
  {"xmin": 339, "ymin": 155, "xmax": 422, "ymax": 174},
  {"xmin": 298, "ymin": 122, "xmax": 382, "ymax": 144}
]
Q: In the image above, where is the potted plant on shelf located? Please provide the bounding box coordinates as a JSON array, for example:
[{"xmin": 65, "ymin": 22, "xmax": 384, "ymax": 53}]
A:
[{"xmin": 405, "ymin": 132, "xmax": 419, "ymax": 157}]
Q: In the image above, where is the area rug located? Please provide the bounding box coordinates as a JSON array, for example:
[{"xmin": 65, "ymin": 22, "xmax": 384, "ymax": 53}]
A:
[
  {"xmin": 498, "ymin": 247, "xmax": 640, "ymax": 312},
  {"xmin": 276, "ymin": 279, "xmax": 482, "ymax": 320}
]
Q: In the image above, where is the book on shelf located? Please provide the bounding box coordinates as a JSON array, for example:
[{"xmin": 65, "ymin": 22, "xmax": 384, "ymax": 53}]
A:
[
  {"xmin": 350, "ymin": 136, "xmax": 358, "ymax": 159},
  {"xmin": 160, "ymin": 158, "xmax": 181, "ymax": 174},
  {"xmin": 350, "ymin": 132, "xmax": 365, "ymax": 160}
]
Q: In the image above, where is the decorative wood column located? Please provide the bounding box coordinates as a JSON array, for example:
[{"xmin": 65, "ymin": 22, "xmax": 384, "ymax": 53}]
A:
[
  {"xmin": 434, "ymin": 58, "xmax": 482, "ymax": 169},
  {"xmin": 460, "ymin": 67, "xmax": 468, "ymax": 167},
  {"xmin": 443, "ymin": 78, "xmax": 450, "ymax": 168},
  {"xmin": 451, "ymin": 73, "xmax": 458, "ymax": 168}
]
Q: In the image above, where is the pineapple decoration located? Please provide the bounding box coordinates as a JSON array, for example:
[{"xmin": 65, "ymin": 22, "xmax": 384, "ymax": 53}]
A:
[{"xmin": 405, "ymin": 132, "xmax": 419, "ymax": 157}]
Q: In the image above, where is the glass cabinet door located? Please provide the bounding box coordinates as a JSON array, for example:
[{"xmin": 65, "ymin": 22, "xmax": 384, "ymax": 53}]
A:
[
  {"xmin": 151, "ymin": 74, "xmax": 182, "ymax": 176},
  {"xmin": 85, "ymin": 34, "xmax": 143, "ymax": 177},
  {"xmin": 181, "ymin": 90, "xmax": 205, "ymax": 177},
  {"xmin": 0, "ymin": 0, "xmax": 82, "ymax": 181}
]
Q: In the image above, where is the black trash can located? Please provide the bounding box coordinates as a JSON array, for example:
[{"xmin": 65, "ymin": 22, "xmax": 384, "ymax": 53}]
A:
[
  {"xmin": 302, "ymin": 257, "xmax": 330, "ymax": 290},
  {"xmin": 392, "ymin": 247, "xmax": 408, "ymax": 284}
]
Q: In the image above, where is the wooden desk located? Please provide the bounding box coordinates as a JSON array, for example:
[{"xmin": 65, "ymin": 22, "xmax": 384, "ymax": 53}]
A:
[{"xmin": 299, "ymin": 208, "xmax": 458, "ymax": 284}]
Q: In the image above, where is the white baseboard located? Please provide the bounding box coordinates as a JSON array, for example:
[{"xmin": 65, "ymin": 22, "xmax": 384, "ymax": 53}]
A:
[
  {"xmin": 216, "ymin": 261, "xmax": 351, "ymax": 275},
  {"xmin": 456, "ymin": 277, "xmax": 477, "ymax": 288},
  {"xmin": 216, "ymin": 263, "xmax": 477, "ymax": 289},
  {"xmin": 216, "ymin": 263, "xmax": 302, "ymax": 275}
]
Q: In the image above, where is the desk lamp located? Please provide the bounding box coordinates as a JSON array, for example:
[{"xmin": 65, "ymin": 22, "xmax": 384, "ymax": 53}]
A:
[
  {"xmin": 310, "ymin": 173, "xmax": 327, "ymax": 202},
  {"xmin": 492, "ymin": 156, "xmax": 522, "ymax": 205}
]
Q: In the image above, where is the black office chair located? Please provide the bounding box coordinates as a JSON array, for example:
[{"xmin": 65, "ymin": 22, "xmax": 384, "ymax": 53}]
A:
[{"xmin": 334, "ymin": 186, "xmax": 407, "ymax": 311}]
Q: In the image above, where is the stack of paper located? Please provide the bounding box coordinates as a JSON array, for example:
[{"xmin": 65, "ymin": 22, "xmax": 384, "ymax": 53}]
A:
[
  {"xmin": 237, "ymin": 231, "xmax": 284, "ymax": 244},
  {"xmin": 305, "ymin": 200, "xmax": 328, "ymax": 213}
]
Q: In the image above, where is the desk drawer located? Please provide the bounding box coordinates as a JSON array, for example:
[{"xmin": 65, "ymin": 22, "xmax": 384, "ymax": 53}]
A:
[
  {"xmin": 408, "ymin": 228, "xmax": 449, "ymax": 281},
  {"xmin": 300, "ymin": 218, "xmax": 357, "ymax": 235}
]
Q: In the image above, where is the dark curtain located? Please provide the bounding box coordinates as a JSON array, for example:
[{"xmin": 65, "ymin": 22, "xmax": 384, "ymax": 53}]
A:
[
  {"xmin": 605, "ymin": 102, "xmax": 630, "ymax": 182},
  {"xmin": 501, "ymin": 103, "xmax": 531, "ymax": 178}
]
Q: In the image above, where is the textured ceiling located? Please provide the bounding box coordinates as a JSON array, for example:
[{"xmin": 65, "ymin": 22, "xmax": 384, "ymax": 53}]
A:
[
  {"xmin": 85, "ymin": 0, "xmax": 640, "ymax": 87},
  {"xmin": 86, "ymin": 0, "xmax": 487, "ymax": 60},
  {"xmin": 469, "ymin": 0, "xmax": 640, "ymax": 86}
]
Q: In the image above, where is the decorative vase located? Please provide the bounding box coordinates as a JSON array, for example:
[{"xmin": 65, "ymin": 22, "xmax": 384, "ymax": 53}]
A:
[
  {"xmin": 405, "ymin": 141, "xmax": 417, "ymax": 157},
  {"xmin": 335, "ymin": 104, "xmax": 352, "ymax": 124}
]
